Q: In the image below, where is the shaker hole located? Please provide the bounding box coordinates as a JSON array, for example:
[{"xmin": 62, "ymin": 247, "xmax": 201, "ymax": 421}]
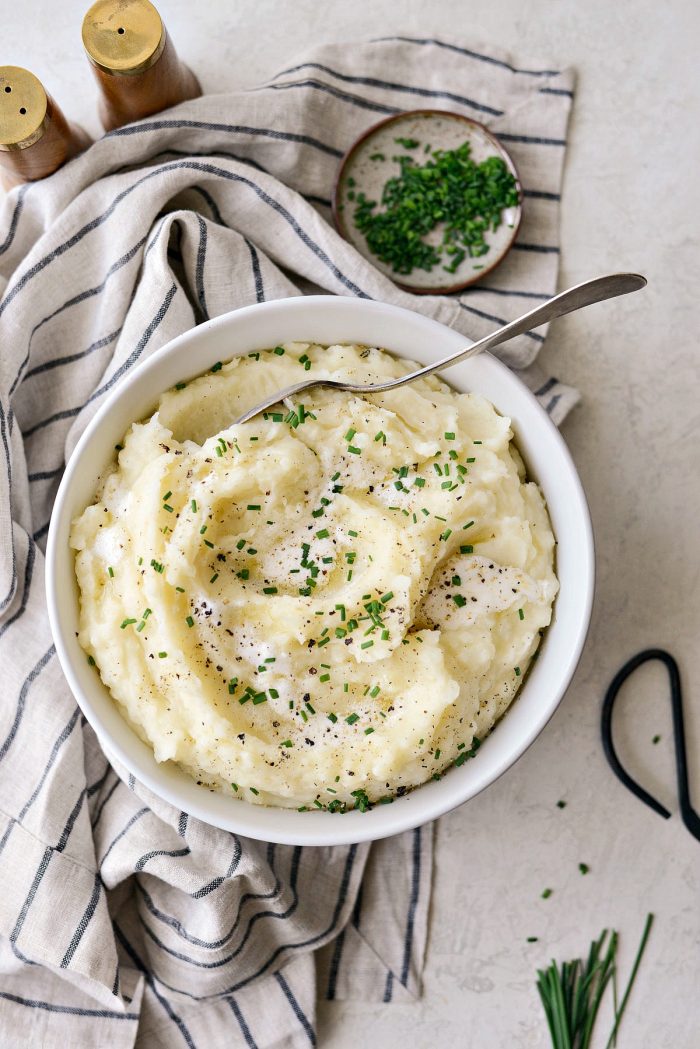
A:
[
  {"xmin": 4, "ymin": 86, "xmax": 11, "ymax": 93},
  {"xmin": 19, "ymin": 107, "xmax": 26, "ymax": 115},
  {"xmin": 117, "ymin": 26, "xmax": 125, "ymax": 33}
]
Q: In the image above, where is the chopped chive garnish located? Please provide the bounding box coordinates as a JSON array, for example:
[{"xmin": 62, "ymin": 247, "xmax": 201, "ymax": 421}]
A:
[
  {"xmin": 452, "ymin": 594, "xmax": 467, "ymax": 608},
  {"xmin": 249, "ymin": 787, "xmax": 259, "ymax": 795},
  {"xmin": 191, "ymin": 499, "xmax": 197, "ymax": 512},
  {"xmin": 107, "ymin": 566, "xmax": 114, "ymax": 577},
  {"xmin": 518, "ymin": 608, "xmax": 525, "ymax": 620},
  {"xmin": 578, "ymin": 863, "xmax": 590, "ymax": 875},
  {"xmin": 87, "ymin": 655, "xmax": 95, "ymax": 666},
  {"xmin": 460, "ymin": 545, "xmax": 474, "ymax": 554},
  {"xmin": 247, "ymin": 504, "xmax": 261, "ymax": 511},
  {"xmin": 440, "ymin": 529, "xmax": 452, "ymax": 541},
  {"xmin": 316, "ymin": 528, "xmax": 329, "ymax": 539},
  {"xmin": 364, "ymin": 727, "xmax": 375, "ymax": 735},
  {"xmin": 263, "ymin": 586, "xmax": 278, "ymax": 594},
  {"xmin": 541, "ymin": 888, "xmax": 553, "ymax": 899},
  {"xmin": 211, "ymin": 361, "xmax": 223, "ymax": 372},
  {"xmin": 185, "ymin": 616, "xmax": 194, "ymax": 627},
  {"xmin": 463, "ymin": 520, "xmax": 475, "ymax": 530},
  {"xmin": 360, "ymin": 640, "xmax": 374, "ymax": 649},
  {"xmin": 210, "ymin": 573, "xmax": 219, "ymax": 584},
  {"xmin": 203, "ymin": 539, "xmax": 214, "ymax": 549},
  {"xmin": 120, "ymin": 618, "xmax": 137, "ymax": 629},
  {"xmin": 514, "ymin": 666, "xmax": 521, "ymax": 676},
  {"xmin": 158, "ymin": 651, "xmax": 167, "ymax": 659},
  {"xmin": 273, "ymin": 345, "xmax": 285, "ymax": 355},
  {"xmin": 345, "ymin": 713, "xmax": 359, "ymax": 725},
  {"xmin": 347, "ymin": 445, "xmax": 361, "ymax": 455},
  {"xmin": 444, "ymin": 431, "xmax": 455, "ymax": 440}
]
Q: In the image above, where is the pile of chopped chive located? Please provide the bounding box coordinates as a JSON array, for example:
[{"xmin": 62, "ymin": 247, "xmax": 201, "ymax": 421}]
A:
[{"xmin": 351, "ymin": 139, "xmax": 518, "ymax": 276}]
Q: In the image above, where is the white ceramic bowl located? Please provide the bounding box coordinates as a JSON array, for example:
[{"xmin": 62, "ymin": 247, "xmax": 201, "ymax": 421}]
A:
[{"xmin": 46, "ymin": 296, "xmax": 594, "ymax": 846}]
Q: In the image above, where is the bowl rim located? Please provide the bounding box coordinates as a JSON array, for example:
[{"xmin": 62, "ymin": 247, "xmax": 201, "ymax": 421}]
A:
[{"xmin": 46, "ymin": 295, "xmax": 594, "ymax": 846}]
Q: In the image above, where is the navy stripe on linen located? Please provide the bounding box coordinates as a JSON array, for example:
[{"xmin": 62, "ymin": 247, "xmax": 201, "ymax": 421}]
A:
[
  {"xmin": 457, "ymin": 300, "xmax": 545, "ymax": 343},
  {"xmin": 400, "ymin": 827, "xmax": 422, "ymax": 987},
  {"xmin": 11, "ymin": 847, "xmax": 53, "ymax": 942},
  {"xmin": 227, "ymin": 996, "xmax": 259, "ymax": 1049},
  {"xmin": 383, "ymin": 968, "xmax": 394, "ymax": 1002},
  {"xmin": 497, "ymin": 132, "xmax": 566, "ymax": 146},
  {"xmin": 0, "ymin": 645, "xmax": 55, "ymax": 762},
  {"xmin": 2, "ymin": 159, "xmax": 368, "ymax": 329},
  {"xmin": 0, "ymin": 534, "xmax": 34, "ymax": 640},
  {"xmin": 371, "ymin": 36, "xmax": 561, "ymax": 77},
  {"xmin": 0, "ymin": 400, "xmax": 16, "ymax": 613},
  {"xmin": 107, "ymin": 118, "xmax": 343, "ymax": 158},
  {"xmin": 12, "ymin": 236, "xmax": 146, "ymax": 394},
  {"xmin": 136, "ymin": 841, "xmax": 286, "ymax": 949},
  {"xmin": 91, "ymin": 777, "xmax": 120, "ymax": 828},
  {"xmin": 540, "ymin": 85, "xmax": 574, "ymax": 97},
  {"xmin": 468, "ymin": 285, "xmax": 549, "ymax": 300},
  {"xmin": 177, "ymin": 811, "xmax": 189, "ymax": 837},
  {"xmin": 28, "ymin": 465, "xmax": 64, "ymax": 482},
  {"xmin": 55, "ymin": 788, "xmax": 87, "ymax": 852},
  {"xmin": 265, "ymin": 78, "xmax": 399, "ymax": 117},
  {"xmin": 32, "ymin": 521, "xmax": 50, "ymax": 543},
  {"xmin": 85, "ymin": 282, "xmax": 177, "ymax": 407},
  {"xmin": 112, "ymin": 927, "xmax": 197, "ymax": 1048},
  {"xmin": 535, "ymin": 377, "xmax": 558, "ymax": 397},
  {"xmin": 0, "ymin": 183, "xmax": 28, "ymax": 256},
  {"xmin": 18, "ymin": 708, "xmax": 80, "ymax": 820},
  {"xmin": 523, "ymin": 189, "xmax": 561, "ymax": 201},
  {"xmin": 120, "ymin": 844, "xmax": 358, "ymax": 1000},
  {"xmin": 269, "ymin": 62, "xmax": 503, "ymax": 117},
  {"xmin": 512, "ymin": 242, "xmax": 560, "ymax": 254},
  {"xmin": 324, "ymin": 927, "xmax": 346, "ymax": 1001},
  {"xmin": 25, "ymin": 327, "xmax": 122, "ymax": 381},
  {"xmin": 86, "ymin": 764, "xmax": 112, "ymax": 798},
  {"xmin": 0, "ymin": 991, "xmax": 138, "ymax": 1020},
  {"xmin": 60, "ymin": 872, "xmax": 103, "ymax": 968},
  {"xmin": 194, "ymin": 215, "xmax": 209, "ymax": 320},
  {"xmin": 275, "ymin": 972, "xmax": 316, "ymax": 1046},
  {"xmin": 191, "ymin": 838, "xmax": 242, "ymax": 899},
  {"xmin": 244, "ymin": 238, "xmax": 265, "ymax": 303},
  {"xmin": 138, "ymin": 847, "xmax": 299, "ymax": 968},
  {"xmin": 135, "ymin": 846, "xmax": 191, "ymax": 872},
  {"xmin": 100, "ymin": 807, "xmax": 149, "ymax": 867}
]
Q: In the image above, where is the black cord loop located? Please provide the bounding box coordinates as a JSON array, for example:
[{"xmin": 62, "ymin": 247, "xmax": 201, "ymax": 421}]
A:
[{"xmin": 601, "ymin": 648, "xmax": 700, "ymax": 842}]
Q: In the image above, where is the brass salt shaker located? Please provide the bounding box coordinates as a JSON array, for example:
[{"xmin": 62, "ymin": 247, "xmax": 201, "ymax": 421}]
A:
[
  {"xmin": 82, "ymin": 0, "xmax": 201, "ymax": 132},
  {"xmin": 0, "ymin": 67, "xmax": 92, "ymax": 192}
]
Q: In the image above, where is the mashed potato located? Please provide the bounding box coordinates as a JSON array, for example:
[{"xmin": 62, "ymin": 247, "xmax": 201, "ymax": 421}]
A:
[{"xmin": 71, "ymin": 343, "xmax": 558, "ymax": 811}]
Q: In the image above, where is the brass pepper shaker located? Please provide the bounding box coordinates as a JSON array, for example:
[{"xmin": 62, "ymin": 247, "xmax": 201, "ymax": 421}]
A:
[
  {"xmin": 82, "ymin": 0, "xmax": 201, "ymax": 132},
  {"xmin": 0, "ymin": 67, "xmax": 91, "ymax": 192}
]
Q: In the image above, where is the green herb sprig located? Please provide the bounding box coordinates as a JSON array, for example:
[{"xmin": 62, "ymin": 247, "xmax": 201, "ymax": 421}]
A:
[{"xmin": 536, "ymin": 914, "xmax": 654, "ymax": 1049}]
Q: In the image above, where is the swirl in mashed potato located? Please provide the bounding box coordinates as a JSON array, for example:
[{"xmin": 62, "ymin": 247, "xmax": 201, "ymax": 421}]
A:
[{"xmin": 71, "ymin": 343, "xmax": 558, "ymax": 810}]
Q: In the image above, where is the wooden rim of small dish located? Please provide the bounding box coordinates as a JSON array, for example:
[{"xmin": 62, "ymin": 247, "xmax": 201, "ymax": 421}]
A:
[{"xmin": 331, "ymin": 109, "xmax": 523, "ymax": 296}]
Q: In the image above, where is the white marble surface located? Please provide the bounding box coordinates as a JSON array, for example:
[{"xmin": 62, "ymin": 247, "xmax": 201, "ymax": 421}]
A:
[{"xmin": 3, "ymin": 0, "xmax": 699, "ymax": 1045}]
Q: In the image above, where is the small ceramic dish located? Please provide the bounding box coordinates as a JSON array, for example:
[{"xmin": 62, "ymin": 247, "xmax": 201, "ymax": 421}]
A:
[
  {"xmin": 332, "ymin": 109, "xmax": 522, "ymax": 295},
  {"xmin": 46, "ymin": 296, "xmax": 593, "ymax": 847}
]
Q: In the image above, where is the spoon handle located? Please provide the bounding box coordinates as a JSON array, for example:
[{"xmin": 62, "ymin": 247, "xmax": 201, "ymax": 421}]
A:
[{"xmin": 366, "ymin": 272, "xmax": 647, "ymax": 391}]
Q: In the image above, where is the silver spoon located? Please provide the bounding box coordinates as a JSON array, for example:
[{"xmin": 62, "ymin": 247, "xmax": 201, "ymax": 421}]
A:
[{"xmin": 233, "ymin": 273, "xmax": 646, "ymax": 425}]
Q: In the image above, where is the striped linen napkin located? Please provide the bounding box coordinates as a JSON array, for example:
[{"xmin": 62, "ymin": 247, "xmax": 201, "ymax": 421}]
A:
[{"xmin": 0, "ymin": 35, "xmax": 575, "ymax": 1048}]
